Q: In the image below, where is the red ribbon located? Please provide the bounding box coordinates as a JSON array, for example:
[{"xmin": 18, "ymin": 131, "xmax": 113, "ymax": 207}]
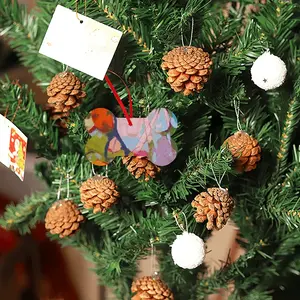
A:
[{"xmin": 104, "ymin": 70, "xmax": 133, "ymax": 126}]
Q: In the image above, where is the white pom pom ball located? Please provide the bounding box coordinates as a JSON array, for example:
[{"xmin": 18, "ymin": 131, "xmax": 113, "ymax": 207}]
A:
[
  {"xmin": 171, "ymin": 231, "xmax": 205, "ymax": 269},
  {"xmin": 251, "ymin": 51, "xmax": 287, "ymax": 90}
]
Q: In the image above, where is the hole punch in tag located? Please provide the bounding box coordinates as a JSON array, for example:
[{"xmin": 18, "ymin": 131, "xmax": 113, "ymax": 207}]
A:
[
  {"xmin": 39, "ymin": 5, "xmax": 122, "ymax": 80},
  {"xmin": 0, "ymin": 115, "xmax": 28, "ymax": 181}
]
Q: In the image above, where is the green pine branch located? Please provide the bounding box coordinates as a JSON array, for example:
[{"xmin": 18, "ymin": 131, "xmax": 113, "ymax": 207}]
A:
[
  {"xmin": 196, "ymin": 247, "xmax": 260, "ymax": 299},
  {"xmin": 0, "ymin": 0, "xmax": 61, "ymax": 81},
  {"xmin": 0, "ymin": 80, "xmax": 59, "ymax": 158},
  {"xmin": 217, "ymin": 20, "xmax": 267, "ymax": 76},
  {"xmin": 0, "ymin": 192, "xmax": 53, "ymax": 234},
  {"xmin": 158, "ymin": 246, "xmax": 200, "ymax": 300},
  {"xmin": 90, "ymin": 0, "xmax": 152, "ymax": 53},
  {"xmin": 195, "ymin": 1, "xmax": 243, "ymax": 51},
  {"xmin": 263, "ymin": 146, "xmax": 300, "ymax": 230},
  {"xmin": 0, "ymin": 0, "xmax": 299, "ymax": 299},
  {"xmin": 55, "ymin": 206, "xmax": 202, "ymax": 299},
  {"xmin": 277, "ymin": 77, "xmax": 300, "ymax": 171},
  {"xmin": 169, "ymin": 146, "xmax": 234, "ymax": 201},
  {"xmin": 255, "ymin": 0, "xmax": 299, "ymax": 56},
  {"xmin": 89, "ymin": 0, "xmax": 210, "ymax": 54},
  {"xmin": 195, "ymin": 232, "xmax": 300, "ymax": 299}
]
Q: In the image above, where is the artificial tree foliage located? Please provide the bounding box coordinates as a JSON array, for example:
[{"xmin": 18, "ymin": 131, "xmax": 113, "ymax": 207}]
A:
[{"xmin": 0, "ymin": 0, "xmax": 300, "ymax": 299}]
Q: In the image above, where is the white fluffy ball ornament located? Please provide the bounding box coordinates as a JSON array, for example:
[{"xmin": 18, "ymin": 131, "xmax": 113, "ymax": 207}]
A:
[
  {"xmin": 171, "ymin": 231, "xmax": 205, "ymax": 269},
  {"xmin": 251, "ymin": 51, "xmax": 287, "ymax": 90}
]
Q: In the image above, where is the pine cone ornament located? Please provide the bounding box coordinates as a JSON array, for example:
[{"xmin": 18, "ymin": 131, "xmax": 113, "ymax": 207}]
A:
[
  {"xmin": 131, "ymin": 276, "xmax": 174, "ymax": 300},
  {"xmin": 45, "ymin": 200, "xmax": 84, "ymax": 238},
  {"xmin": 80, "ymin": 176, "xmax": 120, "ymax": 213},
  {"xmin": 192, "ymin": 188, "xmax": 234, "ymax": 230},
  {"xmin": 46, "ymin": 72, "xmax": 86, "ymax": 128},
  {"xmin": 161, "ymin": 46, "xmax": 213, "ymax": 96},
  {"xmin": 223, "ymin": 131, "xmax": 261, "ymax": 172},
  {"xmin": 122, "ymin": 156, "xmax": 161, "ymax": 181}
]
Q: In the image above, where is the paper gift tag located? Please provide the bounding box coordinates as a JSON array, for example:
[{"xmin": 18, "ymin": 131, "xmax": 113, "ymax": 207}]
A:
[
  {"xmin": 39, "ymin": 5, "xmax": 122, "ymax": 80},
  {"xmin": 0, "ymin": 115, "xmax": 28, "ymax": 181}
]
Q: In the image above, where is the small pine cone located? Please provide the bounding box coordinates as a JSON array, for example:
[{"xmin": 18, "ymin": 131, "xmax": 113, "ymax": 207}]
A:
[
  {"xmin": 223, "ymin": 131, "xmax": 261, "ymax": 172},
  {"xmin": 46, "ymin": 72, "xmax": 86, "ymax": 128},
  {"xmin": 192, "ymin": 188, "xmax": 234, "ymax": 230},
  {"xmin": 122, "ymin": 156, "xmax": 161, "ymax": 181},
  {"xmin": 45, "ymin": 200, "xmax": 84, "ymax": 238},
  {"xmin": 131, "ymin": 276, "xmax": 174, "ymax": 300},
  {"xmin": 80, "ymin": 176, "xmax": 120, "ymax": 213},
  {"xmin": 161, "ymin": 46, "xmax": 213, "ymax": 96}
]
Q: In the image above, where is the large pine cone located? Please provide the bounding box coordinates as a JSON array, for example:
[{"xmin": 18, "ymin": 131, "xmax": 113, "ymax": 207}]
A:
[
  {"xmin": 122, "ymin": 156, "xmax": 160, "ymax": 181},
  {"xmin": 223, "ymin": 131, "xmax": 261, "ymax": 172},
  {"xmin": 161, "ymin": 46, "xmax": 213, "ymax": 96},
  {"xmin": 80, "ymin": 176, "xmax": 120, "ymax": 213},
  {"xmin": 131, "ymin": 276, "xmax": 174, "ymax": 300},
  {"xmin": 45, "ymin": 200, "xmax": 84, "ymax": 238},
  {"xmin": 46, "ymin": 72, "xmax": 86, "ymax": 128},
  {"xmin": 192, "ymin": 188, "xmax": 234, "ymax": 230}
]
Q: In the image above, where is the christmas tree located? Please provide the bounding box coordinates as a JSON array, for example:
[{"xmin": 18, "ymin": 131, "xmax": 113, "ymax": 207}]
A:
[{"xmin": 0, "ymin": 0, "xmax": 300, "ymax": 299}]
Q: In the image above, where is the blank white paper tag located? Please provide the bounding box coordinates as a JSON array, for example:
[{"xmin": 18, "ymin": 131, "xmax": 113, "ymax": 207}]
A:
[
  {"xmin": 39, "ymin": 5, "xmax": 122, "ymax": 80},
  {"xmin": 0, "ymin": 115, "xmax": 27, "ymax": 181}
]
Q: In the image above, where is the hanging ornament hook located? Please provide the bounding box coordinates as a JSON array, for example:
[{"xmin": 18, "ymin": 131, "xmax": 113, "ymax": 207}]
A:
[
  {"xmin": 209, "ymin": 163, "xmax": 227, "ymax": 191},
  {"xmin": 208, "ymin": 135, "xmax": 227, "ymax": 190},
  {"xmin": 66, "ymin": 173, "xmax": 70, "ymax": 200},
  {"xmin": 75, "ymin": 0, "xmax": 87, "ymax": 23},
  {"xmin": 233, "ymin": 99, "xmax": 243, "ymax": 132},
  {"xmin": 80, "ymin": 161, "xmax": 84, "ymax": 181},
  {"xmin": 173, "ymin": 211, "xmax": 188, "ymax": 232},
  {"xmin": 180, "ymin": 16, "xmax": 194, "ymax": 47},
  {"xmin": 210, "ymin": 163, "xmax": 221, "ymax": 189},
  {"xmin": 150, "ymin": 238, "xmax": 156, "ymax": 277},
  {"xmin": 91, "ymin": 163, "xmax": 97, "ymax": 176},
  {"xmin": 63, "ymin": 64, "xmax": 69, "ymax": 72},
  {"xmin": 104, "ymin": 70, "xmax": 134, "ymax": 126},
  {"xmin": 56, "ymin": 176, "xmax": 63, "ymax": 200}
]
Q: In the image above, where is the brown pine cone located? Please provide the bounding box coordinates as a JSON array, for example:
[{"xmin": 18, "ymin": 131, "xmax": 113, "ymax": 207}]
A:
[
  {"xmin": 223, "ymin": 131, "xmax": 261, "ymax": 172},
  {"xmin": 122, "ymin": 156, "xmax": 160, "ymax": 181},
  {"xmin": 161, "ymin": 46, "xmax": 213, "ymax": 96},
  {"xmin": 45, "ymin": 200, "xmax": 84, "ymax": 238},
  {"xmin": 131, "ymin": 276, "xmax": 174, "ymax": 300},
  {"xmin": 192, "ymin": 188, "xmax": 234, "ymax": 230},
  {"xmin": 46, "ymin": 72, "xmax": 86, "ymax": 128},
  {"xmin": 80, "ymin": 176, "xmax": 120, "ymax": 213}
]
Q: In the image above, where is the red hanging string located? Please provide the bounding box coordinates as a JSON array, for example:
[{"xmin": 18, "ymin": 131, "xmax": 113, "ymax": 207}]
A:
[
  {"xmin": 108, "ymin": 70, "xmax": 133, "ymax": 118},
  {"xmin": 104, "ymin": 70, "xmax": 133, "ymax": 126}
]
